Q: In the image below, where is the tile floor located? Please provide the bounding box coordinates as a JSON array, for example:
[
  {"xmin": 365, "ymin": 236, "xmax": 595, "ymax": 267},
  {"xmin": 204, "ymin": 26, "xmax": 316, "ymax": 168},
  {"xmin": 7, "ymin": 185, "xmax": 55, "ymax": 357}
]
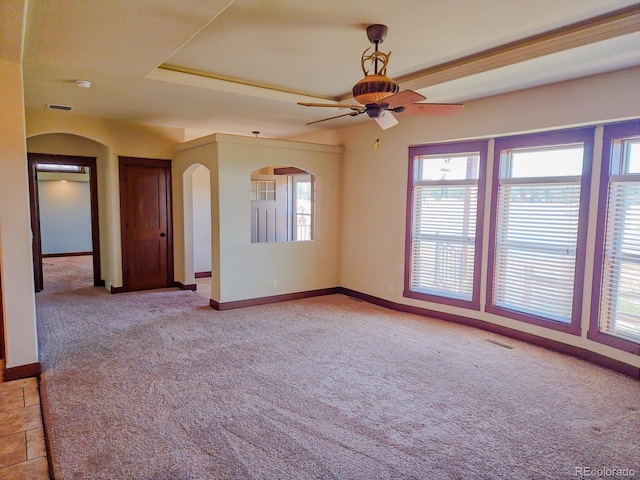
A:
[
  {"xmin": 0, "ymin": 362, "xmax": 50, "ymax": 480},
  {"xmin": 195, "ymin": 276, "xmax": 212, "ymax": 301}
]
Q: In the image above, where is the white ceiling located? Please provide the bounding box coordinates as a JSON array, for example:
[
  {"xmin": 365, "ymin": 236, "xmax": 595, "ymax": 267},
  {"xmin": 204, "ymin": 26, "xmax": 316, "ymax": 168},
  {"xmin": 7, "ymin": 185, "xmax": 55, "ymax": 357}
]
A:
[{"xmin": 20, "ymin": 0, "xmax": 640, "ymax": 140}]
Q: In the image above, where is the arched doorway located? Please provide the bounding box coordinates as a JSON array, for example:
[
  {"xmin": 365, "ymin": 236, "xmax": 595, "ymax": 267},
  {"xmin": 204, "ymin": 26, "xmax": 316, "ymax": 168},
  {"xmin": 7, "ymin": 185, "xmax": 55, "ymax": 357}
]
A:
[
  {"xmin": 26, "ymin": 134, "xmax": 105, "ymax": 291},
  {"xmin": 183, "ymin": 163, "xmax": 212, "ymax": 298}
]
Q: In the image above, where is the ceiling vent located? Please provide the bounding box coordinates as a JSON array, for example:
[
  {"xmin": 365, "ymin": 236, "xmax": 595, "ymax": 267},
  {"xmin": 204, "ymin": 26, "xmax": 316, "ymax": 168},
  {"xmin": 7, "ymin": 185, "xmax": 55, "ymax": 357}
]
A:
[{"xmin": 47, "ymin": 103, "xmax": 73, "ymax": 111}]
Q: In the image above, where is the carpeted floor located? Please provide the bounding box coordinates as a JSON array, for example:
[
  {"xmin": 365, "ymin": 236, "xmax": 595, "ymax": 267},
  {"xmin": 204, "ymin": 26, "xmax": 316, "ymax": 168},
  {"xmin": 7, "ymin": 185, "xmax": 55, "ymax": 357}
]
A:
[{"xmin": 36, "ymin": 257, "xmax": 639, "ymax": 479}]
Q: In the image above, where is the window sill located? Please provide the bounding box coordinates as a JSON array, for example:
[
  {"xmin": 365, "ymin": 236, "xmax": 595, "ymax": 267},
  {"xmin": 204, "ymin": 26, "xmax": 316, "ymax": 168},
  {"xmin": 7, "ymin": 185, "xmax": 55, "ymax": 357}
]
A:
[
  {"xmin": 485, "ymin": 304, "xmax": 581, "ymax": 336},
  {"xmin": 587, "ymin": 329, "xmax": 640, "ymax": 356},
  {"xmin": 404, "ymin": 290, "xmax": 480, "ymax": 311}
]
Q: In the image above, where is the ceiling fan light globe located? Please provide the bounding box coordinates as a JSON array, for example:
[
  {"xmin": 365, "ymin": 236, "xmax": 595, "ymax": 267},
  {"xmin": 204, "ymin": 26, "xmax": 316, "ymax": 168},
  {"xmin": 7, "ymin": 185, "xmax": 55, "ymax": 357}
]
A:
[{"xmin": 352, "ymin": 74, "xmax": 399, "ymax": 105}]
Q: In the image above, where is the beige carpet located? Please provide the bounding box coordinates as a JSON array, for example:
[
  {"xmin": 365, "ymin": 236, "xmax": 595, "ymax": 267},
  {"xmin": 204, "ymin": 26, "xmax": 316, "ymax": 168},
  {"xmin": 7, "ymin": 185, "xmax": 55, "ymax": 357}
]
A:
[{"xmin": 36, "ymin": 257, "xmax": 639, "ymax": 479}]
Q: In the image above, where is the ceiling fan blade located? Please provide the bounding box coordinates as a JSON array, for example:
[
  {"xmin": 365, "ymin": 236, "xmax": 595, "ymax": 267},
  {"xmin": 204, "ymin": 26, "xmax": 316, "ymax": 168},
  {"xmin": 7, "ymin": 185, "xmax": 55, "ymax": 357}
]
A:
[
  {"xmin": 306, "ymin": 110, "xmax": 363, "ymax": 126},
  {"xmin": 298, "ymin": 102, "xmax": 363, "ymax": 109},
  {"xmin": 400, "ymin": 103, "xmax": 464, "ymax": 115},
  {"xmin": 383, "ymin": 90, "xmax": 426, "ymax": 109}
]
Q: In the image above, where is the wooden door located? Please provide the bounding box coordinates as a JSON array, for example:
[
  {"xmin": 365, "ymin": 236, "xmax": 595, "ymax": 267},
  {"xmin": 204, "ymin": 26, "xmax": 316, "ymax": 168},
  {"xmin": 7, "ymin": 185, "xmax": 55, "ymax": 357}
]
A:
[
  {"xmin": 119, "ymin": 157, "xmax": 173, "ymax": 291},
  {"xmin": 251, "ymin": 175, "xmax": 287, "ymax": 243}
]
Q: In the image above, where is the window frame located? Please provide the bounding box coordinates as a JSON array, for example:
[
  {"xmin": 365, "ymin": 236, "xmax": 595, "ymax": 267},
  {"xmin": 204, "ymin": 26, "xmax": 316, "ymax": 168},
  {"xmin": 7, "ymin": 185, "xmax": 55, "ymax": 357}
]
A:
[
  {"xmin": 36, "ymin": 163, "xmax": 87, "ymax": 174},
  {"xmin": 289, "ymin": 173, "xmax": 314, "ymax": 242},
  {"xmin": 486, "ymin": 128, "xmax": 594, "ymax": 335},
  {"xmin": 404, "ymin": 140, "xmax": 488, "ymax": 310},
  {"xmin": 589, "ymin": 120, "xmax": 640, "ymax": 355}
]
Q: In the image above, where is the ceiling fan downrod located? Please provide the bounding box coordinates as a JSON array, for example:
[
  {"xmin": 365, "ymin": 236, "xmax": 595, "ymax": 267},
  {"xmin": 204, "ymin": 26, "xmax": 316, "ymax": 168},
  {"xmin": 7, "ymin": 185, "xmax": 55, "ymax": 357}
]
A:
[{"xmin": 366, "ymin": 24, "xmax": 388, "ymax": 75}]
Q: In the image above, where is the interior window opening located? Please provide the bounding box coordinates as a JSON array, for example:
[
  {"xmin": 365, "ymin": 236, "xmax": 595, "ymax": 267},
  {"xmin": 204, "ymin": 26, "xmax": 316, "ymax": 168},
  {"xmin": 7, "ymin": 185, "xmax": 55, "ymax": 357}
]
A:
[{"xmin": 250, "ymin": 166, "xmax": 315, "ymax": 243}]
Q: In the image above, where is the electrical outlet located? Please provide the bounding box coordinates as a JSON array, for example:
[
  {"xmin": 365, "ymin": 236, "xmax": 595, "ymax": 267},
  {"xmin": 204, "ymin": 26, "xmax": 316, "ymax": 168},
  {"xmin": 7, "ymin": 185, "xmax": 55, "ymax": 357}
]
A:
[{"xmin": 272, "ymin": 279, "xmax": 278, "ymax": 288}]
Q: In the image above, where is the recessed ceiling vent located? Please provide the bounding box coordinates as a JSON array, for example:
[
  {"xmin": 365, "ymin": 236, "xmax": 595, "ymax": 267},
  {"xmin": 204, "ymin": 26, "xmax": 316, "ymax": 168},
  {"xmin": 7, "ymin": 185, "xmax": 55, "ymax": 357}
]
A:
[{"xmin": 47, "ymin": 103, "xmax": 73, "ymax": 111}]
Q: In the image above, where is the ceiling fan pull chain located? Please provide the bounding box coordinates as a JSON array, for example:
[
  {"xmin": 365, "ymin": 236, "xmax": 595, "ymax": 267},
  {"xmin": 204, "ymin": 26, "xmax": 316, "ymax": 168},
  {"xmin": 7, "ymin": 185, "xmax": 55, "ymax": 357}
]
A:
[{"xmin": 374, "ymin": 124, "xmax": 381, "ymax": 150}]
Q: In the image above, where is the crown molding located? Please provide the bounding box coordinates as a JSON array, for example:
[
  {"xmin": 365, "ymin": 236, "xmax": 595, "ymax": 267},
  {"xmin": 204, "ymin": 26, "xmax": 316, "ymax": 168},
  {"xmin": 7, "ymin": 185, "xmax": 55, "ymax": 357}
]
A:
[{"xmin": 149, "ymin": 64, "xmax": 338, "ymax": 104}]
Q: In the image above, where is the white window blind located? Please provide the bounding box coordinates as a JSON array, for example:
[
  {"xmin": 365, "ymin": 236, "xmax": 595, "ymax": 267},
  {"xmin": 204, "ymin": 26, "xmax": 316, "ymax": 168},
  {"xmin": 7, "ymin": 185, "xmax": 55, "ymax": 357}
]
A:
[
  {"xmin": 411, "ymin": 184, "xmax": 478, "ymax": 300},
  {"xmin": 409, "ymin": 154, "xmax": 479, "ymax": 301},
  {"xmin": 494, "ymin": 182, "xmax": 581, "ymax": 323},
  {"xmin": 599, "ymin": 150, "xmax": 640, "ymax": 344},
  {"xmin": 492, "ymin": 144, "xmax": 584, "ymax": 324}
]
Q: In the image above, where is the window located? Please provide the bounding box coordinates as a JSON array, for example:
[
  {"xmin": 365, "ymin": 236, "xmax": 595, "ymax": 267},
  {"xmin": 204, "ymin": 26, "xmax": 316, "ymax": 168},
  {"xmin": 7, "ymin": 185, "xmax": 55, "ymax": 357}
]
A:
[
  {"xmin": 590, "ymin": 121, "xmax": 640, "ymax": 353},
  {"xmin": 405, "ymin": 141, "xmax": 487, "ymax": 308},
  {"xmin": 487, "ymin": 129, "xmax": 593, "ymax": 333},
  {"xmin": 37, "ymin": 163, "xmax": 86, "ymax": 173},
  {"xmin": 290, "ymin": 174, "xmax": 313, "ymax": 241},
  {"xmin": 250, "ymin": 167, "xmax": 314, "ymax": 243},
  {"xmin": 251, "ymin": 180, "xmax": 276, "ymax": 201}
]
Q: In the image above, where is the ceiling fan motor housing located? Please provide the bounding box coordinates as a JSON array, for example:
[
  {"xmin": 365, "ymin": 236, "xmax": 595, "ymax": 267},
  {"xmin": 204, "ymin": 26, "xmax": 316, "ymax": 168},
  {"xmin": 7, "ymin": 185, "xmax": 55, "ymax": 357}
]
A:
[
  {"xmin": 365, "ymin": 103, "xmax": 389, "ymax": 118},
  {"xmin": 352, "ymin": 74, "xmax": 399, "ymax": 105}
]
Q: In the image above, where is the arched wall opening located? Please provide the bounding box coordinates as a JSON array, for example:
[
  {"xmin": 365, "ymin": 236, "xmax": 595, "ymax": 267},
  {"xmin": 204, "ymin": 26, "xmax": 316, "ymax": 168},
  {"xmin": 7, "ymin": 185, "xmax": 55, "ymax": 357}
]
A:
[
  {"xmin": 173, "ymin": 133, "xmax": 342, "ymax": 307},
  {"xmin": 26, "ymin": 133, "xmax": 109, "ymax": 290},
  {"xmin": 188, "ymin": 165, "xmax": 213, "ymax": 291},
  {"xmin": 250, "ymin": 165, "xmax": 316, "ymax": 244},
  {"xmin": 178, "ymin": 162, "xmax": 215, "ymax": 298}
]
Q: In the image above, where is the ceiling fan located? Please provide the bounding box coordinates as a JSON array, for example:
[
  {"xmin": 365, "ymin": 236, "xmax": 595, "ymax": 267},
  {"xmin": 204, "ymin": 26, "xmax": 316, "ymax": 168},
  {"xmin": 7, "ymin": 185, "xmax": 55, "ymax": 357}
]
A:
[{"xmin": 298, "ymin": 24, "xmax": 463, "ymax": 129}]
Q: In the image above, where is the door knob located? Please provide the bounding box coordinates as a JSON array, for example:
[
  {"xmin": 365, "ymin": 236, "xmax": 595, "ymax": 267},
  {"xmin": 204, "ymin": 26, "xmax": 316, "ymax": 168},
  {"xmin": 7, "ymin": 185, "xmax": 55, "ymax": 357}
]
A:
[{"xmin": 160, "ymin": 232, "xmax": 166, "ymax": 237}]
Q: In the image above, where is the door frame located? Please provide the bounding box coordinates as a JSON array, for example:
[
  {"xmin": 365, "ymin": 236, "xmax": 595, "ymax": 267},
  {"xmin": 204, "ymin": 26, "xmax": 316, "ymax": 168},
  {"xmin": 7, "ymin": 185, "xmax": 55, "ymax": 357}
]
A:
[
  {"xmin": 27, "ymin": 153, "xmax": 103, "ymax": 291},
  {"xmin": 119, "ymin": 156, "xmax": 174, "ymax": 292}
]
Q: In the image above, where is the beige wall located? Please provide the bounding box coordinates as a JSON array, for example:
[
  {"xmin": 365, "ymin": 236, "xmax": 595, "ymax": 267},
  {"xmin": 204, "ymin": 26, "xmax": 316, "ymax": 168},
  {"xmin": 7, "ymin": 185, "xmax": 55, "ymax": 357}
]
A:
[
  {"xmin": 26, "ymin": 113, "xmax": 184, "ymax": 289},
  {"xmin": 292, "ymin": 67, "xmax": 640, "ymax": 369},
  {"xmin": 0, "ymin": 59, "xmax": 39, "ymax": 368},
  {"xmin": 174, "ymin": 134, "xmax": 343, "ymax": 304},
  {"xmin": 37, "ymin": 174, "xmax": 92, "ymax": 255},
  {"xmin": 173, "ymin": 142, "xmax": 220, "ymax": 296}
]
